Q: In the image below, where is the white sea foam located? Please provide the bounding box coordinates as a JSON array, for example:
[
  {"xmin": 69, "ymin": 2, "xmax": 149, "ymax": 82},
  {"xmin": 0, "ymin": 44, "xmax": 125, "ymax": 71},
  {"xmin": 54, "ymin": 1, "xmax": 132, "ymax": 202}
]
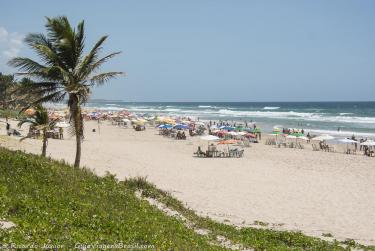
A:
[
  {"xmin": 339, "ymin": 113, "xmax": 353, "ymax": 116},
  {"xmin": 263, "ymin": 106, "xmax": 280, "ymax": 110},
  {"xmin": 215, "ymin": 109, "xmax": 375, "ymax": 124},
  {"xmin": 164, "ymin": 108, "xmax": 182, "ymax": 112},
  {"xmin": 307, "ymin": 129, "xmax": 375, "ymax": 138},
  {"xmin": 198, "ymin": 105, "xmax": 213, "ymax": 108}
]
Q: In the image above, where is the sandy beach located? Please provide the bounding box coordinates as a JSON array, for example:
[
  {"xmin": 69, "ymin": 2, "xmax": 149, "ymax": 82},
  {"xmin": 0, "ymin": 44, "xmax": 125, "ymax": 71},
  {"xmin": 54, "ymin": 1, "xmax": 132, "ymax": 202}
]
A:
[{"xmin": 3, "ymin": 120, "xmax": 375, "ymax": 245}]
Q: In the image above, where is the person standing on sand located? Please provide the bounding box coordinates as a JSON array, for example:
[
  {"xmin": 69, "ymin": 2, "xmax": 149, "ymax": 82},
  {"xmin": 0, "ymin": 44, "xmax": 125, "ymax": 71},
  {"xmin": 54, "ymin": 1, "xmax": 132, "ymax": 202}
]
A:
[
  {"xmin": 6, "ymin": 123, "xmax": 10, "ymax": 136},
  {"xmin": 59, "ymin": 127, "xmax": 64, "ymax": 140}
]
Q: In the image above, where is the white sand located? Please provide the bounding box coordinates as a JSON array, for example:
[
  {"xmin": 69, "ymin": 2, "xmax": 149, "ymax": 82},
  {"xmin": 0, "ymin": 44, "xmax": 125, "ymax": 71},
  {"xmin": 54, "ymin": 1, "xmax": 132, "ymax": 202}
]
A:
[{"xmin": 3, "ymin": 120, "xmax": 375, "ymax": 245}]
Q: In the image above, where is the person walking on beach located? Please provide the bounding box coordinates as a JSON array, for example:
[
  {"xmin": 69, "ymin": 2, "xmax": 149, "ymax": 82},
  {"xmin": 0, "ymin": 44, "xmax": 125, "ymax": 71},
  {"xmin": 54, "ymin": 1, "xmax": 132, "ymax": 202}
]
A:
[
  {"xmin": 59, "ymin": 127, "xmax": 64, "ymax": 140},
  {"xmin": 6, "ymin": 122, "xmax": 10, "ymax": 136}
]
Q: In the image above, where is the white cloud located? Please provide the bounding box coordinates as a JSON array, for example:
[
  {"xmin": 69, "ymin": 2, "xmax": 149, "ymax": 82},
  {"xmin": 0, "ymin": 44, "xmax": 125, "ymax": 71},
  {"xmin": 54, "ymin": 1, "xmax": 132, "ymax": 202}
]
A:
[{"xmin": 0, "ymin": 26, "xmax": 24, "ymax": 72}]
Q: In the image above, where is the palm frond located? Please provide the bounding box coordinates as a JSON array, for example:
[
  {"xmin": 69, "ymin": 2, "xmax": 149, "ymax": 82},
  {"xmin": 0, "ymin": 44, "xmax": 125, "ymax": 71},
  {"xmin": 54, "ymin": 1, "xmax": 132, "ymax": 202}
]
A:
[
  {"xmin": 89, "ymin": 72, "xmax": 124, "ymax": 86},
  {"xmin": 87, "ymin": 51, "xmax": 122, "ymax": 74},
  {"xmin": 7, "ymin": 57, "xmax": 46, "ymax": 72},
  {"xmin": 18, "ymin": 119, "xmax": 37, "ymax": 128},
  {"xmin": 76, "ymin": 35, "xmax": 108, "ymax": 76}
]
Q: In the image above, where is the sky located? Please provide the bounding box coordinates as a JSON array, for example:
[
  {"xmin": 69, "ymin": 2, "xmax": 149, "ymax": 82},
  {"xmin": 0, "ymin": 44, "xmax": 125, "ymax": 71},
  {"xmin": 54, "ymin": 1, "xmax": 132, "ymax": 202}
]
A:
[{"xmin": 1, "ymin": 0, "xmax": 375, "ymax": 102}]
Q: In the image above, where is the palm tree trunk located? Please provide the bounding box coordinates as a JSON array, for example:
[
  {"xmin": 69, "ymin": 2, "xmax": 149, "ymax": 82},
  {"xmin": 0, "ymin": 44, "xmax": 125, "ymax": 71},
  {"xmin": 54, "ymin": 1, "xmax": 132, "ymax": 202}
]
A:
[
  {"xmin": 71, "ymin": 97, "xmax": 83, "ymax": 168},
  {"xmin": 74, "ymin": 128, "xmax": 82, "ymax": 168},
  {"xmin": 42, "ymin": 128, "xmax": 47, "ymax": 157}
]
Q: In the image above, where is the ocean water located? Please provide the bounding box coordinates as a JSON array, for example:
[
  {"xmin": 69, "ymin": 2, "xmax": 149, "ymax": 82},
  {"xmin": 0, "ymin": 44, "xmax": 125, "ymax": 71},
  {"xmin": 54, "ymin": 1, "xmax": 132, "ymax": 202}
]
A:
[{"xmin": 84, "ymin": 101, "xmax": 375, "ymax": 137}]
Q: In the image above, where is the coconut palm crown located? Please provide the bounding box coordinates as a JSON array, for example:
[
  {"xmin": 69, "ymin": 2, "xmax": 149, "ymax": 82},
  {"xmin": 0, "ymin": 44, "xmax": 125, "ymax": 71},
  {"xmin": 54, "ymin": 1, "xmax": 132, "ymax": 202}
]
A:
[
  {"xmin": 18, "ymin": 105, "xmax": 56, "ymax": 157},
  {"xmin": 8, "ymin": 16, "xmax": 123, "ymax": 167}
]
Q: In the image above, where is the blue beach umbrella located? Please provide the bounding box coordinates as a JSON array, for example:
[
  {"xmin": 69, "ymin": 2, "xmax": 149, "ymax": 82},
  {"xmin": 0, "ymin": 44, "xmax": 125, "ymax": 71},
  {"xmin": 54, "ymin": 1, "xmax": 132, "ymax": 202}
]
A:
[
  {"xmin": 174, "ymin": 124, "xmax": 189, "ymax": 130},
  {"xmin": 158, "ymin": 124, "xmax": 173, "ymax": 129},
  {"xmin": 220, "ymin": 126, "xmax": 235, "ymax": 131}
]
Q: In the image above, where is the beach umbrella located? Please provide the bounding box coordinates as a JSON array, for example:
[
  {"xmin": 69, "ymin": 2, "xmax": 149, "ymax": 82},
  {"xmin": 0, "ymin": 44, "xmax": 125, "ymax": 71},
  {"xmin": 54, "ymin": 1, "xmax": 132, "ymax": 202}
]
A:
[
  {"xmin": 218, "ymin": 139, "xmax": 238, "ymax": 145},
  {"xmin": 236, "ymin": 126, "xmax": 246, "ymax": 131},
  {"xmin": 360, "ymin": 141, "xmax": 375, "ymax": 146},
  {"xmin": 200, "ymin": 135, "xmax": 220, "ymax": 141},
  {"xmin": 313, "ymin": 135, "xmax": 334, "ymax": 141},
  {"xmin": 238, "ymin": 131, "xmax": 247, "ymax": 136},
  {"xmin": 55, "ymin": 122, "xmax": 70, "ymax": 128},
  {"xmin": 286, "ymin": 135, "xmax": 297, "ymax": 139},
  {"xmin": 245, "ymin": 133, "xmax": 256, "ymax": 138},
  {"xmin": 252, "ymin": 128, "xmax": 261, "ymax": 133},
  {"xmin": 338, "ymin": 138, "xmax": 358, "ymax": 152},
  {"xmin": 228, "ymin": 131, "xmax": 239, "ymax": 136},
  {"xmin": 271, "ymin": 131, "xmax": 282, "ymax": 135},
  {"xmin": 290, "ymin": 132, "xmax": 304, "ymax": 137},
  {"xmin": 220, "ymin": 126, "xmax": 235, "ymax": 131},
  {"xmin": 174, "ymin": 124, "xmax": 189, "ymax": 130},
  {"xmin": 158, "ymin": 124, "xmax": 173, "ymax": 129}
]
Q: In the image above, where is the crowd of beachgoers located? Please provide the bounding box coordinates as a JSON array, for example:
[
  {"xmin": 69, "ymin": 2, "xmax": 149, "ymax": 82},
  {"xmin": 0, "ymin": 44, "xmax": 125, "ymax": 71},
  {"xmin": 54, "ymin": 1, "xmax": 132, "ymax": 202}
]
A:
[
  {"xmin": 15, "ymin": 107, "xmax": 374, "ymax": 157},
  {"xmin": 7, "ymin": 107, "xmax": 375, "ymax": 159}
]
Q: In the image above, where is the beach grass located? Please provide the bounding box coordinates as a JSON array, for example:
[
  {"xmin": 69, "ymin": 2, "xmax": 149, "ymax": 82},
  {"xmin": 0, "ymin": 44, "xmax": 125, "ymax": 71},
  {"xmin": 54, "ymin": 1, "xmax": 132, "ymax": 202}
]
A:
[
  {"xmin": 0, "ymin": 148, "xmax": 220, "ymax": 250},
  {"xmin": 0, "ymin": 148, "xmax": 374, "ymax": 250}
]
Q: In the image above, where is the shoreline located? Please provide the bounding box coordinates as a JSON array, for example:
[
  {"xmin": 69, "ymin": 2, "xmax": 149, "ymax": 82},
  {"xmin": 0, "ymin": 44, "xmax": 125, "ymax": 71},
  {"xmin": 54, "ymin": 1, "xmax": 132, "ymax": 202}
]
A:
[
  {"xmin": 3, "ymin": 119, "xmax": 375, "ymax": 246},
  {"xmin": 43, "ymin": 102, "xmax": 375, "ymax": 138}
]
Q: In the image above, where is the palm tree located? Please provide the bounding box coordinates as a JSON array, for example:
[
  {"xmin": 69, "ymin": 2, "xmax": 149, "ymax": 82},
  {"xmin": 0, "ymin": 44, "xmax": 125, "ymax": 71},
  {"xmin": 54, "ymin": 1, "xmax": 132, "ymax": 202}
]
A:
[
  {"xmin": 18, "ymin": 105, "xmax": 56, "ymax": 157},
  {"xmin": 8, "ymin": 16, "xmax": 123, "ymax": 167},
  {"xmin": 0, "ymin": 73, "xmax": 16, "ymax": 122}
]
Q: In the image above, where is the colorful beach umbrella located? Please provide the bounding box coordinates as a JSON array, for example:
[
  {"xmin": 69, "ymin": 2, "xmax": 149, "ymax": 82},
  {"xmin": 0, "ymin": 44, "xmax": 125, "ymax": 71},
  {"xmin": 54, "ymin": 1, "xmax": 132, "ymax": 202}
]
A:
[
  {"xmin": 290, "ymin": 132, "xmax": 304, "ymax": 137},
  {"xmin": 218, "ymin": 139, "xmax": 238, "ymax": 145}
]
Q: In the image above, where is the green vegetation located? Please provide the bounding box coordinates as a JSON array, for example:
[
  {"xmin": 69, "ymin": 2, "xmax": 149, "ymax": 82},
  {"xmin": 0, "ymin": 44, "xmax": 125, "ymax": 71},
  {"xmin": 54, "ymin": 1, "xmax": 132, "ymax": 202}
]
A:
[
  {"xmin": 17, "ymin": 105, "xmax": 56, "ymax": 157},
  {"xmin": 8, "ymin": 16, "xmax": 123, "ymax": 168},
  {"xmin": 0, "ymin": 148, "xmax": 219, "ymax": 250},
  {"xmin": 0, "ymin": 148, "xmax": 374, "ymax": 250}
]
